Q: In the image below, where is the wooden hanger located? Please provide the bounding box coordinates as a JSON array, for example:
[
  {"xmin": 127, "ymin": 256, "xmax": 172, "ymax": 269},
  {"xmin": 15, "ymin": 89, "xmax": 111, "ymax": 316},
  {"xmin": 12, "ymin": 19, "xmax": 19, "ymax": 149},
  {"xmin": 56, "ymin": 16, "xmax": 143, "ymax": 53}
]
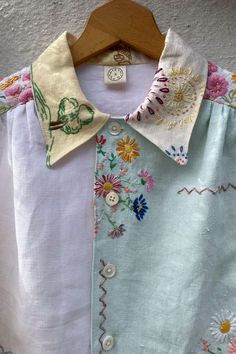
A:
[{"xmin": 70, "ymin": 0, "xmax": 165, "ymax": 66}]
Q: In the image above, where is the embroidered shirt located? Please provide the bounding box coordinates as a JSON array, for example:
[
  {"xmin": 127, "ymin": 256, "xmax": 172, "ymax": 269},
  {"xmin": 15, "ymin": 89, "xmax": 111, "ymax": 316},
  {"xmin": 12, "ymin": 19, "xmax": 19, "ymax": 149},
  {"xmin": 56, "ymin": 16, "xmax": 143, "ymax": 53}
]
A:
[{"xmin": 0, "ymin": 27, "xmax": 236, "ymax": 354}]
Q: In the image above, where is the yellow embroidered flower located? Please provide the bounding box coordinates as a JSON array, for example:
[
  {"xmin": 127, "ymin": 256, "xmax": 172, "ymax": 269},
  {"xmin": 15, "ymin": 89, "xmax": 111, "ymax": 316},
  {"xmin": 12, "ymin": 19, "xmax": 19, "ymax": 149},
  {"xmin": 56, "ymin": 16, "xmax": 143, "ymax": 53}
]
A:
[
  {"xmin": 232, "ymin": 72, "xmax": 236, "ymax": 83},
  {"xmin": 116, "ymin": 136, "xmax": 139, "ymax": 162},
  {"xmin": 164, "ymin": 67, "xmax": 203, "ymax": 116},
  {"xmin": 210, "ymin": 309, "xmax": 236, "ymax": 343}
]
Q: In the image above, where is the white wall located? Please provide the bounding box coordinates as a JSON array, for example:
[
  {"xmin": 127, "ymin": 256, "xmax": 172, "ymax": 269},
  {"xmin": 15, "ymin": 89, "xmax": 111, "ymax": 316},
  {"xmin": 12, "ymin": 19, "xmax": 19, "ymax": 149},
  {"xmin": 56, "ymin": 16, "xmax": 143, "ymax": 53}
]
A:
[{"xmin": 0, "ymin": 0, "xmax": 235, "ymax": 76}]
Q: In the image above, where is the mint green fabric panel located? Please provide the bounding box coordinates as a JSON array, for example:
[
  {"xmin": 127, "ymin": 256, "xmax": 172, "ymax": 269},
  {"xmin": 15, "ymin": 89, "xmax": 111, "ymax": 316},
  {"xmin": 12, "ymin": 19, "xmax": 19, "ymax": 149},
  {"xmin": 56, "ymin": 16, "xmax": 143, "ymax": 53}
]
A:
[{"xmin": 92, "ymin": 99, "xmax": 236, "ymax": 354}]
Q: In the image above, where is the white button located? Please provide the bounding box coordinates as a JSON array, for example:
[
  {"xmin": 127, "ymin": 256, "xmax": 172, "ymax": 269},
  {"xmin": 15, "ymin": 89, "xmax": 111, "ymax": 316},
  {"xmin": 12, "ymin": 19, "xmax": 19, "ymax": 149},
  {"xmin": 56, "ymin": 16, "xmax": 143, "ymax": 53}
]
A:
[
  {"xmin": 102, "ymin": 335, "xmax": 114, "ymax": 351},
  {"xmin": 105, "ymin": 191, "xmax": 119, "ymax": 206},
  {"xmin": 108, "ymin": 121, "xmax": 122, "ymax": 135},
  {"xmin": 103, "ymin": 263, "xmax": 116, "ymax": 278}
]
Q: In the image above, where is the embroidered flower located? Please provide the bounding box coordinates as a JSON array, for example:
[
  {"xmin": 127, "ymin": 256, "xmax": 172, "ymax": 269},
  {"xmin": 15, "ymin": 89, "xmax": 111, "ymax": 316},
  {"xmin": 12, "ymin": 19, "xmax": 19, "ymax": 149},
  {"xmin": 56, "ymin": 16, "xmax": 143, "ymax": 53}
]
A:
[
  {"xmin": 18, "ymin": 87, "xmax": 33, "ymax": 104},
  {"xmin": 116, "ymin": 136, "xmax": 139, "ymax": 162},
  {"xmin": 4, "ymin": 83, "xmax": 21, "ymax": 96},
  {"xmin": 228, "ymin": 339, "xmax": 236, "ymax": 354},
  {"xmin": 118, "ymin": 166, "xmax": 128, "ymax": 177},
  {"xmin": 208, "ymin": 61, "xmax": 218, "ymax": 76},
  {"xmin": 165, "ymin": 145, "xmax": 188, "ymax": 165},
  {"xmin": 163, "ymin": 67, "xmax": 202, "ymax": 116},
  {"xmin": 133, "ymin": 194, "xmax": 148, "ymax": 221},
  {"xmin": 206, "ymin": 73, "xmax": 229, "ymax": 98},
  {"xmin": 200, "ymin": 338, "xmax": 210, "ymax": 352},
  {"xmin": 108, "ymin": 224, "xmax": 126, "ymax": 239},
  {"xmin": 95, "ymin": 174, "xmax": 121, "ymax": 197},
  {"xmin": 232, "ymin": 73, "xmax": 236, "ymax": 84},
  {"xmin": 22, "ymin": 70, "xmax": 31, "ymax": 82},
  {"xmin": 137, "ymin": 168, "xmax": 155, "ymax": 192},
  {"xmin": 209, "ymin": 309, "xmax": 236, "ymax": 343},
  {"xmin": 96, "ymin": 134, "xmax": 106, "ymax": 145}
]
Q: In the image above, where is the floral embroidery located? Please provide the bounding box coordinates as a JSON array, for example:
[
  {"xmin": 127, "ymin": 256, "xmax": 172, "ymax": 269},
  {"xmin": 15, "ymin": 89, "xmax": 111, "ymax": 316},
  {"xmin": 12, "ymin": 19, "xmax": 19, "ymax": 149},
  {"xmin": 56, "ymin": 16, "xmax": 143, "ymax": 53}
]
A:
[
  {"xmin": 95, "ymin": 174, "xmax": 121, "ymax": 197},
  {"xmin": 0, "ymin": 68, "xmax": 33, "ymax": 114},
  {"xmin": 204, "ymin": 61, "xmax": 236, "ymax": 110},
  {"xmin": 137, "ymin": 168, "xmax": 155, "ymax": 192},
  {"xmin": 133, "ymin": 194, "xmax": 148, "ymax": 221},
  {"xmin": 205, "ymin": 73, "xmax": 229, "ymax": 99},
  {"xmin": 108, "ymin": 224, "xmax": 126, "ymax": 239},
  {"xmin": 95, "ymin": 132, "xmax": 154, "ymax": 237},
  {"xmin": 0, "ymin": 345, "xmax": 13, "ymax": 354},
  {"xmin": 125, "ymin": 66, "xmax": 205, "ymax": 131},
  {"xmin": 165, "ymin": 145, "xmax": 188, "ymax": 165},
  {"xmin": 210, "ymin": 310, "xmax": 236, "ymax": 343},
  {"xmin": 115, "ymin": 135, "xmax": 139, "ymax": 162},
  {"xmin": 196, "ymin": 310, "xmax": 236, "ymax": 354}
]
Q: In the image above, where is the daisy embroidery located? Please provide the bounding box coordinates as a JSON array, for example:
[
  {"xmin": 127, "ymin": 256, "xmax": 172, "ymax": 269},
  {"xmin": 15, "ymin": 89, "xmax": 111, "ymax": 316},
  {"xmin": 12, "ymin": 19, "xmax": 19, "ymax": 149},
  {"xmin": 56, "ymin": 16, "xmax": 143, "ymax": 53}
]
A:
[
  {"xmin": 95, "ymin": 174, "xmax": 121, "ymax": 197},
  {"xmin": 209, "ymin": 309, "xmax": 236, "ymax": 343}
]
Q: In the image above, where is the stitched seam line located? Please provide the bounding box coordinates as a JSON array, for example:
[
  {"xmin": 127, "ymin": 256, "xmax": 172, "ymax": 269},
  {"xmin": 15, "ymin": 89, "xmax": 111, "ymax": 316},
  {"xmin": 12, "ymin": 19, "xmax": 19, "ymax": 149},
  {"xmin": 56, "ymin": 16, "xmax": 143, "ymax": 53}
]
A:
[
  {"xmin": 177, "ymin": 183, "xmax": 236, "ymax": 195},
  {"xmin": 99, "ymin": 259, "xmax": 107, "ymax": 354}
]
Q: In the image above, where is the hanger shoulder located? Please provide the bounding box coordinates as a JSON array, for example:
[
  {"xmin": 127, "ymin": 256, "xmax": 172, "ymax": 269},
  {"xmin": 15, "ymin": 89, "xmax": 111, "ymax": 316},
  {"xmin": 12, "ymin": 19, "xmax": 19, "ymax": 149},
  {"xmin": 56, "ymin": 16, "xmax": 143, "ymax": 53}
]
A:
[{"xmin": 70, "ymin": 0, "xmax": 165, "ymax": 66}]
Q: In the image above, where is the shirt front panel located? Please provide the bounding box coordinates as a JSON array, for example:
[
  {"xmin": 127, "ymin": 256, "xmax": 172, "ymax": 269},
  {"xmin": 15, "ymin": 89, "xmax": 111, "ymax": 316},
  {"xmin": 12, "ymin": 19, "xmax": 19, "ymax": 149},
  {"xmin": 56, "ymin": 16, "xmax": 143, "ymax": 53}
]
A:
[{"xmin": 92, "ymin": 101, "xmax": 236, "ymax": 354}]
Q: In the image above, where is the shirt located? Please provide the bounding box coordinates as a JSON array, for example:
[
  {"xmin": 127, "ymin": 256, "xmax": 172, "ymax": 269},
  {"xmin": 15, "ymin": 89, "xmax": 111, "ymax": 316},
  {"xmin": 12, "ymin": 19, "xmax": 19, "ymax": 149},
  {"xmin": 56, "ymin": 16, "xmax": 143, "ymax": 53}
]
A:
[{"xmin": 0, "ymin": 27, "xmax": 236, "ymax": 354}]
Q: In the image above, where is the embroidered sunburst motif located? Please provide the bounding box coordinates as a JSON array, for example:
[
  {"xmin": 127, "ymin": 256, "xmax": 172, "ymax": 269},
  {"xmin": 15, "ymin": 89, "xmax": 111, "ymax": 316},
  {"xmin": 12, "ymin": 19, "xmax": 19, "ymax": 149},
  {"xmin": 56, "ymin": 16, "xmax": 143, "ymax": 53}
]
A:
[
  {"xmin": 163, "ymin": 66, "xmax": 204, "ymax": 117},
  {"xmin": 209, "ymin": 309, "xmax": 236, "ymax": 343}
]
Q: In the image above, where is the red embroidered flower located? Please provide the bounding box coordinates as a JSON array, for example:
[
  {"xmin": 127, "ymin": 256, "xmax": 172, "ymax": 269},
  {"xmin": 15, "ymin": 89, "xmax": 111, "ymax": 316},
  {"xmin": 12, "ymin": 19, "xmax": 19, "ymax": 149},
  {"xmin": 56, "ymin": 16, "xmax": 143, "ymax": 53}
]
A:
[
  {"xmin": 108, "ymin": 224, "xmax": 126, "ymax": 238},
  {"xmin": 94, "ymin": 174, "xmax": 121, "ymax": 197},
  {"xmin": 96, "ymin": 134, "xmax": 106, "ymax": 145}
]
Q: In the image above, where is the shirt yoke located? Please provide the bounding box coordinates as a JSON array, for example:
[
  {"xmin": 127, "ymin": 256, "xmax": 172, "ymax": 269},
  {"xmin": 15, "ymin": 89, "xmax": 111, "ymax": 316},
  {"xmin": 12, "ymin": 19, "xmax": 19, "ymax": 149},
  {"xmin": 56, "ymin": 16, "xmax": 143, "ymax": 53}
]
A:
[{"xmin": 0, "ymin": 66, "xmax": 33, "ymax": 116}]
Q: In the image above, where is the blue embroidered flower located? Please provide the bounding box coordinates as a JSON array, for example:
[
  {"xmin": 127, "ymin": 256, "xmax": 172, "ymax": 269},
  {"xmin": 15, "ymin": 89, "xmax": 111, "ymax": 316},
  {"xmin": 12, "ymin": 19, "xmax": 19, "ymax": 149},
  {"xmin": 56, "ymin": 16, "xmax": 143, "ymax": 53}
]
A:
[
  {"xmin": 165, "ymin": 145, "xmax": 188, "ymax": 165},
  {"xmin": 133, "ymin": 194, "xmax": 148, "ymax": 221}
]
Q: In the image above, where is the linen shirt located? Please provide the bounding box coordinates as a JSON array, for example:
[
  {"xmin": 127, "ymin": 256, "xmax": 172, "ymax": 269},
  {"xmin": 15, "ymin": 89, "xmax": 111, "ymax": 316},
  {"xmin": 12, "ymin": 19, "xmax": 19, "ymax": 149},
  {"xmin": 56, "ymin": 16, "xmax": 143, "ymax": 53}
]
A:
[{"xmin": 0, "ymin": 27, "xmax": 236, "ymax": 354}]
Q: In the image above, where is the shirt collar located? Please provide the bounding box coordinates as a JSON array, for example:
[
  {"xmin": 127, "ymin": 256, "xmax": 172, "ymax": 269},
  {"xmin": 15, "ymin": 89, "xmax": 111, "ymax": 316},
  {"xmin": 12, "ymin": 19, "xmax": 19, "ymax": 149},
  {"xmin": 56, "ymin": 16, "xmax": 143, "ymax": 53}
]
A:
[{"xmin": 31, "ymin": 27, "xmax": 208, "ymax": 167}]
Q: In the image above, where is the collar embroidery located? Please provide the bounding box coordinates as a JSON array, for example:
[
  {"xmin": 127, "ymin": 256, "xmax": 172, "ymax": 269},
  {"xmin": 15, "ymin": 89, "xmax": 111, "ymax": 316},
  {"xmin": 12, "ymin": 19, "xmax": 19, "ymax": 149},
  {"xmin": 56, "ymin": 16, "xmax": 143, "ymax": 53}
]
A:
[{"xmin": 1, "ymin": 28, "xmax": 234, "ymax": 167}]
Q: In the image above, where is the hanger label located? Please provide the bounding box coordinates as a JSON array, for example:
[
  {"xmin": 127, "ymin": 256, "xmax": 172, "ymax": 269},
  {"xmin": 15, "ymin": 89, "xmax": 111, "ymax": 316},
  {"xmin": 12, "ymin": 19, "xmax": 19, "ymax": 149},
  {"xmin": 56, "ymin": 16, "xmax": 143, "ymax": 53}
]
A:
[{"xmin": 104, "ymin": 65, "xmax": 127, "ymax": 85}]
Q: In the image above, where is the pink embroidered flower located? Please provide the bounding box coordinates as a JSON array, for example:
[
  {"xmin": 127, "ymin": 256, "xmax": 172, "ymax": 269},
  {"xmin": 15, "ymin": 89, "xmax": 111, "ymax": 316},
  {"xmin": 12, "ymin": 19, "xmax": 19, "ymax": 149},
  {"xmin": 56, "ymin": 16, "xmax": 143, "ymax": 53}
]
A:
[
  {"xmin": 138, "ymin": 168, "xmax": 155, "ymax": 192},
  {"xmin": 108, "ymin": 224, "xmax": 126, "ymax": 238},
  {"xmin": 119, "ymin": 166, "xmax": 128, "ymax": 177},
  {"xmin": 4, "ymin": 83, "xmax": 21, "ymax": 96},
  {"xmin": 22, "ymin": 70, "xmax": 31, "ymax": 81},
  {"xmin": 96, "ymin": 134, "xmax": 106, "ymax": 145},
  {"xmin": 94, "ymin": 174, "xmax": 121, "ymax": 197},
  {"xmin": 228, "ymin": 339, "xmax": 236, "ymax": 354},
  {"xmin": 96, "ymin": 162, "xmax": 104, "ymax": 170},
  {"xmin": 200, "ymin": 338, "xmax": 209, "ymax": 352},
  {"xmin": 18, "ymin": 87, "xmax": 33, "ymax": 104},
  {"xmin": 208, "ymin": 61, "xmax": 218, "ymax": 76},
  {"xmin": 206, "ymin": 73, "xmax": 229, "ymax": 98}
]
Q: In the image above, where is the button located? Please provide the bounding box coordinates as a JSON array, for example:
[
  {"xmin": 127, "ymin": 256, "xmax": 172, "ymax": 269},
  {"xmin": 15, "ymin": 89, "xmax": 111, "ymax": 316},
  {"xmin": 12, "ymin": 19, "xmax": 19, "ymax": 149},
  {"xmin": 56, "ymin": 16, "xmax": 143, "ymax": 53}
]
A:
[
  {"xmin": 105, "ymin": 191, "xmax": 119, "ymax": 206},
  {"xmin": 103, "ymin": 263, "xmax": 116, "ymax": 278},
  {"xmin": 102, "ymin": 335, "xmax": 114, "ymax": 351},
  {"xmin": 108, "ymin": 121, "xmax": 122, "ymax": 135}
]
